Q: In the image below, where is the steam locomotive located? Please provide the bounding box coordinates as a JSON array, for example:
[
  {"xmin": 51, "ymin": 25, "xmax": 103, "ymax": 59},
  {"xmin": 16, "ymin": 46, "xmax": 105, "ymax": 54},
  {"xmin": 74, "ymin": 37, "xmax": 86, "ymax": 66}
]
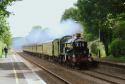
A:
[{"xmin": 23, "ymin": 33, "xmax": 97, "ymax": 69}]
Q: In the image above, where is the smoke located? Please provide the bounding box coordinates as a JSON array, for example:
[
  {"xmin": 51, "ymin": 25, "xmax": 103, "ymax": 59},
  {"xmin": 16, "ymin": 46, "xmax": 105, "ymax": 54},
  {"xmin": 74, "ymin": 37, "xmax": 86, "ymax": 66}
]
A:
[
  {"xmin": 49, "ymin": 19, "xmax": 83, "ymax": 39},
  {"xmin": 12, "ymin": 19, "xmax": 83, "ymax": 49},
  {"xmin": 25, "ymin": 27, "xmax": 53, "ymax": 44},
  {"xmin": 12, "ymin": 37, "xmax": 26, "ymax": 51},
  {"xmin": 25, "ymin": 19, "xmax": 83, "ymax": 44}
]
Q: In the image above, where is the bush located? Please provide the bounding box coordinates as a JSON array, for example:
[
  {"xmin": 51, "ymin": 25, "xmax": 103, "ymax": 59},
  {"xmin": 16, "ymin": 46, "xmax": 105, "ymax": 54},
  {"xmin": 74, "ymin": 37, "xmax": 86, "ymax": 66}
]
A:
[
  {"xmin": 90, "ymin": 41, "xmax": 98, "ymax": 55},
  {"xmin": 110, "ymin": 39, "xmax": 125, "ymax": 57},
  {"xmin": 0, "ymin": 41, "xmax": 5, "ymax": 57},
  {"xmin": 89, "ymin": 40, "xmax": 106, "ymax": 57},
  {"xmin": 84, "ymin": 33, "xmax": 97, "ymax": 41},
  {"xmin": 113, "ymin": 21, "xmax": 125, "ymax": 40}
]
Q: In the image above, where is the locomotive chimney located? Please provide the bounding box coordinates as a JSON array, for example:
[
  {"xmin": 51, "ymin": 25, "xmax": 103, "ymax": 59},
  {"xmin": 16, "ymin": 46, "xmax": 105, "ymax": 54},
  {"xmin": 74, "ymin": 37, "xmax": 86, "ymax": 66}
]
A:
[{"xmin": 76, "ymin": 33, "xmax": 81, "ymax": 39}]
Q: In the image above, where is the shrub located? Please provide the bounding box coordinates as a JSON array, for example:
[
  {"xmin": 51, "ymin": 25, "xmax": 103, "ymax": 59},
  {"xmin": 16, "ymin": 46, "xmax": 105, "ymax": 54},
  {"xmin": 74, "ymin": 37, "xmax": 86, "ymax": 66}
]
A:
[
  {"xmin": 113, "ymin": 21, "xmax": 125, "ymax": 40},
  {"xmin": 89, "ymin": 40, "xmax": 106, "ymax": 57},
  {"xmin": 90, "ymin": 41, "xmax": 98, "ymax": 55},
  {"xmin": 84, "ymin": 33, "xmax": 97, "ymax": 41},
  {"xmin": 110, "ymin": 39, "xmax": 125, "ymax": 57}
]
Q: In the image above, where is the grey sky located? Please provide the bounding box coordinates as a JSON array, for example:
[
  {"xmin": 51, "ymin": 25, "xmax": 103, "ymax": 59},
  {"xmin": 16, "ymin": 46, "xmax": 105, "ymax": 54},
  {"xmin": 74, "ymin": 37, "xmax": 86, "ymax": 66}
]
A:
[{"xmin": 7, "ymin": 0, "xmax": 77, "ymax": 37}]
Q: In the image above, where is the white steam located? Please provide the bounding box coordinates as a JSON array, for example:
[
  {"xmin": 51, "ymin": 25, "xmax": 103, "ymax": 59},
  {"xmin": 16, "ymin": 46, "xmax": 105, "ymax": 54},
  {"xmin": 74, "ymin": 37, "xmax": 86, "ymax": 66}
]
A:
[
  {"xmin": 25, "ymin": 19, "xmax": 83, "ymax": 44},
  {"xmin": 12, "ymin": 19, "xmax": 83, "ymax": 50},
  {"xmin": 49, "ymin": 19, "xmax": 83, "ymax": 39},
  {"xmin": 25, "ymin": 27, "xmax": 52, "ymax": 44}
]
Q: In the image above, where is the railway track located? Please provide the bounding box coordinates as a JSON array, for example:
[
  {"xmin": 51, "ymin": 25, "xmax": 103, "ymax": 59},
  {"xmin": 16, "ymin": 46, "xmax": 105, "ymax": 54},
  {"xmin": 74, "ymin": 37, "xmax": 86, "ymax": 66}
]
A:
[
  {"xmin": 79, "ymin": 70, "xmax": 125, "ymax": 84},
  {"xmin": 55, "ymin": 58, "xmax": 125, "ymax": 83},
  {"xmin": 18, "ymin": 52, "xmax": 125, "ymax": 84},
  {"xmin": 19, "ymin": 53, "xmax": 71, "ymax": 84},
  {"xmin": 91, "ymin": 70, "xmax": 125, "ymax": 80},
  {"xmin": 62, "ymin": 64, "xmax": 125, "ymax": 84},
  {"xmin": 52, "ymin": 59, "xmax": 125, "ymax": 83},
  {"xmin": 97, "ymin": 60, "xmax": 125, "ymax": 69}
]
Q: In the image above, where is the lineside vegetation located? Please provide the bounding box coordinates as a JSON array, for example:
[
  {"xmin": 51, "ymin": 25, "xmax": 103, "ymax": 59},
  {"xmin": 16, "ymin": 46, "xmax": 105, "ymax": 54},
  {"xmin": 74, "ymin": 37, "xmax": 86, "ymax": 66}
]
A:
[
  {"xmin": 0, "ymin": 0, "xmax": 16, "ymax": 56},
  {"xmin": 62, "ymin": 0, "xmax": 125, "ymax": 58}
]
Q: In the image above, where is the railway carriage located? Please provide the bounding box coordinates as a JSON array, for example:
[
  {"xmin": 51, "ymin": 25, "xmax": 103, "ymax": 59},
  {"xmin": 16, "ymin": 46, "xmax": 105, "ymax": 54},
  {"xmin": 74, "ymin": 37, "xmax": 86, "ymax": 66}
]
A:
[
  {"xmin": 23, "ymin": 34, "xmax": 97, "ymax": 69},
  {"xmin": 36, "ymin": 44, "xmax": 43, "ymax": 54},
  {"xmin": 23, "ymin": 45, "xmax": 33, "ymax": 53},
  {"xmin": 52, "ymin": 39, "xmax": 60, "ymax": 61},
  {"xmin": 53, "ymin": 39, "xmax": 60, "ymax": 56},
  {"xmin": 42, "ymin": 41, "xmax": 53, "ymax": 60},
  {"xmin": 32, "ymin": 44, "xmax": 37, "ymax": 53}
]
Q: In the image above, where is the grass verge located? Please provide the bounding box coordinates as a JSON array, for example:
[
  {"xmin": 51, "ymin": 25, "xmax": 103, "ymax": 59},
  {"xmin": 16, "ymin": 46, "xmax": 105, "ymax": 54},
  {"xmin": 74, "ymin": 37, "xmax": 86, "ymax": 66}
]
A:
[{"xmin": 103, "ymin": 55, "xmax": 125, "ymax": 63}]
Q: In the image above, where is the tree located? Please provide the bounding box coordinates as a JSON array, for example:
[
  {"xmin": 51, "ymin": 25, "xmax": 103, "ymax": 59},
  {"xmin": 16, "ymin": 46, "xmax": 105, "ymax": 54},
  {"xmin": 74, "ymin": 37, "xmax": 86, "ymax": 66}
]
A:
[
  {"xmin": 113, "ymin": 21, "xmax": 125, "ymax": 40},
  {"xmin": 0, "ymin": 0, "xmax": 16, "ymax": 46},
  {"xmin": 110, "ymin": 39, "xmax": 125, "ymax": 57},
  {"xmin": 0, "ymin": 0, "xmax": 16, "ymax": 16},
  {"xmin": 61, "ymin": 7, "xmax": 81, "ymax": 22},
  {"xmin": 62, "ymin": 0, "xmax": 125, "ymax": 56},
  {"xmin": 75, "ymin": 0, "xmax": 125, "ymax": 56},
  {"xmin": 0, "ymin": 16, "xmax": 12, "ymax": 46}
]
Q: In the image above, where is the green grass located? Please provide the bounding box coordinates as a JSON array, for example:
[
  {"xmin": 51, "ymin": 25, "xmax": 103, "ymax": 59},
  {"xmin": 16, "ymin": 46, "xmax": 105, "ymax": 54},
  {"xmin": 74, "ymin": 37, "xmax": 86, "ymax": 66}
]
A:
[{"xmin": 102, "ymin": 55, "xmax": 125, "ymax": 63}]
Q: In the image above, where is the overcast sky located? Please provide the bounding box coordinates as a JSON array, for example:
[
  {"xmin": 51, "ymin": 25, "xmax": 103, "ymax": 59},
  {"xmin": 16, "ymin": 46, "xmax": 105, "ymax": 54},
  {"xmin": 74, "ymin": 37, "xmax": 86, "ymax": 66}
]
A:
[{"xmin": 7, "ymin": 0, "xmax": 77, "ymax": 37}]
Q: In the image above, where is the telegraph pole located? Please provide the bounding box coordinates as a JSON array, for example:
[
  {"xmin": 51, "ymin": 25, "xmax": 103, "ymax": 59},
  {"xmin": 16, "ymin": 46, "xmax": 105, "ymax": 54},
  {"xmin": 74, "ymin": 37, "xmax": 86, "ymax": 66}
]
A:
[{"xmin": 98, "ymin": 28, "xmax": 101, "ymax": 58}]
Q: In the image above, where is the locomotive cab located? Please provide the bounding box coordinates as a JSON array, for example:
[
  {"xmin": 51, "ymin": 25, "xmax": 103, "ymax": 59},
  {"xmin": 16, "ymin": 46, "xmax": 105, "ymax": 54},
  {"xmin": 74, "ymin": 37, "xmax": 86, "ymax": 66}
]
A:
[
  {"xmin": 72, "ymin": 40, "xmax": 89, "ymax": 56},
  {"xmin": 64, "ymin": 33, "xmax": 89, "ymax": 56}
]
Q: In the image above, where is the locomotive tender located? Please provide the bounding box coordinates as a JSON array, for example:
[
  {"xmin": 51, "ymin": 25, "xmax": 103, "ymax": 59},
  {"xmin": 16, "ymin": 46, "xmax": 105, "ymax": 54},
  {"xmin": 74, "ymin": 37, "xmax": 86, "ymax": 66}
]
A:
[{"xmin": 23, "ymin": 33, "xmax": 97, "ymax": 68}]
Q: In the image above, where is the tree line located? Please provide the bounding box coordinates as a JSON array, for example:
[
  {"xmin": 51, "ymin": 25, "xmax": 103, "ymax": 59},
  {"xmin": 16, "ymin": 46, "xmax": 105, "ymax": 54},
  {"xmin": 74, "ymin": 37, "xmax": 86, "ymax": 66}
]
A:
[
  {"xmin": 62, "ymin": 0, "xmax": 125, "ymax": 57},
  {"xmin": 0, "ymin": 0, "xmax": 16, "ymax": 46}
]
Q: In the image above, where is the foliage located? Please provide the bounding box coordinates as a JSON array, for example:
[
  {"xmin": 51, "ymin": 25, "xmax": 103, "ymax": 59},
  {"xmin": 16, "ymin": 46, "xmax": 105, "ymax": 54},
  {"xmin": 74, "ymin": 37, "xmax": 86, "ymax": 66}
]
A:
[
  {"xmin": 62, "ymin": 0, "xmax": 125, "ymax": 56},
  {"xmin": 113, "ymin": 21, "xmax": 125, "ymax": 40},
  {"xmin": 0, "ymin": 15, "xmax": 12, "ymax": 46},
  {"xmin": 0, "ymin": 0, "xmax": 16, "ymax": 16},
  {"xmin": 3, "ymin": 31, "xmax": 12, "ymax": 46},
  {"xmin": 0, "ymin": 41, "xmax": 6, "ymax": 57},
  {"xmin": 84, "ymin": 33, "xmax": 97, "ymax": 41},
  {"xmin": 104, "ymin": 55, "xmax": 125, "ymax": 63},
  {"xmin": 0, "ymin": 0, "xmax": 16, "ymax": 46},
  {"xmin": 89, "ymin": 40, "xmax": 106, "ymax": 57},
  {"xmin": 32, "ymin": 25, "xmax": 42, "ymax": 29},
  {"xmin": 110, "ymin": 39, "xmax": 125, "ymax": 57},
  {"xmin": 76, "ymin": 0, "xmax": 125, "ymax": 55},
  {"xmin": 90, "ymin": 41, "xmax": 98, "ymax": 55},
  {"xmin": 0, "ymin": 41, "xmax": 3, "ymax": 57},
  {"xmin": 61, "ymin": 7, "xmax": 81, "ymax": 22}
]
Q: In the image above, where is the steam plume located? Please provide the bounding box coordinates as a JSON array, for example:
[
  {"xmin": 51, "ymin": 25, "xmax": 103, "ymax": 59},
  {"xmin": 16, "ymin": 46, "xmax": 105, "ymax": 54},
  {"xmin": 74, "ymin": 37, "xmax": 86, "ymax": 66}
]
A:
[{"xmin": 12, "ymin": 19, "xmax": 83, "ymax": 50}]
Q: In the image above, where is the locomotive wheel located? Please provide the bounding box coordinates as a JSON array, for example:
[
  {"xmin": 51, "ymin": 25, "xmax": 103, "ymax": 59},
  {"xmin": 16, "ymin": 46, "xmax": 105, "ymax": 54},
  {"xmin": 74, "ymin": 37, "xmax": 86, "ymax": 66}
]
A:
[
  {"xmin": 78, "ymin": 61, "xmax": 90, "ymax": 70},
  {"xmin": 91, "ymin": 61, "xmax": 99, "ymax": 68},
  {"xmin": 65, "ymin": 60, "xmax": 70, "ymax": 67},
  {"xmin": 70, "ymin": 62, "xmax": 76, "ymax": 69}
]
